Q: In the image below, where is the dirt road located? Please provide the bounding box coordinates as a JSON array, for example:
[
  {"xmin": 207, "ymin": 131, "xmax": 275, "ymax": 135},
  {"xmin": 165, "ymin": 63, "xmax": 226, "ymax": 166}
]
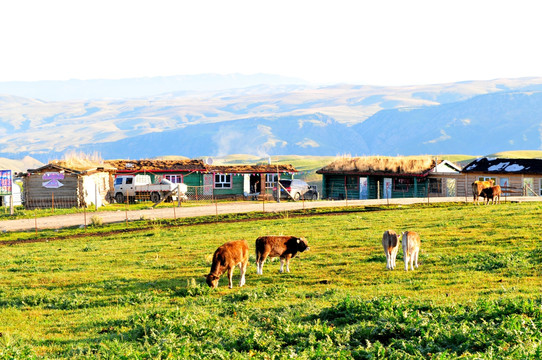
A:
[{"xmin": 1, "ymin": 196, "xmax": 537, "ymax": 232}]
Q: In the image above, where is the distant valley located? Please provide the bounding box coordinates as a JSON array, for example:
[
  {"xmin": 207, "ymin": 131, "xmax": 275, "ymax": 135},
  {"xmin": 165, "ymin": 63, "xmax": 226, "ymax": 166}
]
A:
[{"xmin": 1, "ymin": 75, "xmax": 542, "ymax": 162}]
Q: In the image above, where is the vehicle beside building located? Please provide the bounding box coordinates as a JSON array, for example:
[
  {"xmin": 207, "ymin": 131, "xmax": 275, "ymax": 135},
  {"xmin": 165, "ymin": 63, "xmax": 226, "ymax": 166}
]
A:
[
  {"xmin": 113, "ymin": 174, "xmax": 187, "ymax": 203},
  {"xmin": 105, "ymin": 159, "xmax": 298, "ymax": 201},
  {"xmin": 275, "ymin": 179, "xmax": 318, "ymax": 201}
]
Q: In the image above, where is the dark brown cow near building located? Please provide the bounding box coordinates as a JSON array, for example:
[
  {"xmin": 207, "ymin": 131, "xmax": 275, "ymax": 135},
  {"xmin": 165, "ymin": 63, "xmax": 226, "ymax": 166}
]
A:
[
  {"xmin": 472, "ymin": 180, "xmax": 494, "ymax": 204},
  {"xmin": 255, "ymin": 236, "xmax": 310, "ymax": 275},
  {"xmin": 481, "ymin": 185, "xmax": 502, "ymax": 205},
  {"xmin": 205, "ymin": 240, "xmax": 249, "ymax": 289}
]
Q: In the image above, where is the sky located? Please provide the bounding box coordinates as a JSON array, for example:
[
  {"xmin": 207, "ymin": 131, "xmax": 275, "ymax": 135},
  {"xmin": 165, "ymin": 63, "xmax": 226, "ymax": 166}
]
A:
[{"xmin": 2, "ymin": 0, "xmax": 542, "ymax": 86}]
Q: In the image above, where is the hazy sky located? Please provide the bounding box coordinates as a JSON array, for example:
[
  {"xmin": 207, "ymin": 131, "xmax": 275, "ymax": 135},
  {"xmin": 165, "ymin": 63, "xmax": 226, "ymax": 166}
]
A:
[{"xmin": 2, "ymin": 0, "xmax": 542, "ymax": 86}]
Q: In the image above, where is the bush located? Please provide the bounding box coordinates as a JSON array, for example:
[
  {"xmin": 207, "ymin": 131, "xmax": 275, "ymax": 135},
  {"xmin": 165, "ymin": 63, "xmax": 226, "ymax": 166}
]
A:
[{"xmin": 90, "ymin": 215, "xmax": 104, "ymax": 227}]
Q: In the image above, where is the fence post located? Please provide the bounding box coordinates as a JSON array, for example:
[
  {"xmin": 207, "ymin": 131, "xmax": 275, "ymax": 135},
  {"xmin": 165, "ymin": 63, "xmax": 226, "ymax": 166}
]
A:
[
  {"xmin": 52, "ymin": 193, "xmax": 55, "ymax": 213},
  {"xmin": 125, "ymin": 191, "xmax": 129, "ymax": 227},
  {"xmin": 95, "ymin": 183, "xmax": 99, "ymax": 211},
  {"xmin": 345, "ymin": 182, "xmax": 348, "ymax": 206},
  {"xmin": 177, "ymin": 184, "xmax": 181, "ymax": 207},
  {"xmin": 84, "ymin": 206, "xmax": 87, "ymax": 231}
]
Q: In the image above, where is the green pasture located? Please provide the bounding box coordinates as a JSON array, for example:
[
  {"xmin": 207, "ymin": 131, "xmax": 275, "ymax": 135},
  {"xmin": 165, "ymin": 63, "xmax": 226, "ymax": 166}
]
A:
[{"xmin": 0, "ymin": 202, "xmax": 541, "ymax": 358}]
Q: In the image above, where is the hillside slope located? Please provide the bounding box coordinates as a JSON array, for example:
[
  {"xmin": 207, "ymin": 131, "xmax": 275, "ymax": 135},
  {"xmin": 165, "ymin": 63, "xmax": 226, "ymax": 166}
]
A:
[{"xmin": 2, "ymin": 76, "xmax": 542, "ymax": 160}]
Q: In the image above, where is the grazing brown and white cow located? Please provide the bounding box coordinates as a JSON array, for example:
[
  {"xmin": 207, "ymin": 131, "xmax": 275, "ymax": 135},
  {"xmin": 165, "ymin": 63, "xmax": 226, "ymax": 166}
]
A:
[
  {"xmin": 481, "ymin": 185, "xmax": 502, "ymax": 205},
  {"xmin": 205, "ymin": 239, "xmax": 249, "ymax": 289},
  {"xmin": 382, "ymin": 230, "xmax": 400, "ymax": 270},
  {"xmin": 401, "ymin": 231, "xmax": 421, "ymax": 271},
  {"xmin": 472, "ymin": 180, "xmax": 494, "ymax": 205},
  {"xmin": 255, "ymin": 236, "xmax": 309, "ymax": 274}
]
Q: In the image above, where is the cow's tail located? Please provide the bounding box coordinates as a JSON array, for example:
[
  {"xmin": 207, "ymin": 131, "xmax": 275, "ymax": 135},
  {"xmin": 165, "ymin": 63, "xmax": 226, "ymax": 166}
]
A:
[
  {"xmin": 402, "ymin": 232, "xmax": 410, "ymax": 256},
  {"xmin": 255, "ymin": 238, "xmax": 261, "ymax": 264}
]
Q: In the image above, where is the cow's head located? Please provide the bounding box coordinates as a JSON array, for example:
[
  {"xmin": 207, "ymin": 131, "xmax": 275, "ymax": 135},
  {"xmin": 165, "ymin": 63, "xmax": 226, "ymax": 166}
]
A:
[
  {"xmin": 296, "ymin": 237, "xmax": 310, "ymax": 252},
  {"xmin": 205, "ymin": 273, "xmax": 220, "ymax": 288}
]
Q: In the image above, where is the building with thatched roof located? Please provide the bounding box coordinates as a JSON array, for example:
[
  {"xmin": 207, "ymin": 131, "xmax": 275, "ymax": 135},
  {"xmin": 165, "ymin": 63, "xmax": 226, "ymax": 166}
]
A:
[
  {"xmin": 23, "ymin": 161, "xmax": 117, "ymax": 209},
  {"xmin": 105, "ymin": 159, "xmax": 298, "ymax": 200},
  {"xmin": 316, "ymin": 156, "xmax": 462, "ymax": 200},
  {"xmin": 462, "ymin": 157, "xmax": 542, "ymax": 196}
]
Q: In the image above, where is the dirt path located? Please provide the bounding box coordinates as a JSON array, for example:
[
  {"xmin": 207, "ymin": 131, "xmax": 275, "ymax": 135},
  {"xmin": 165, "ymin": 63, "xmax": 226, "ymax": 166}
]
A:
[{"xmin": 1, "ymin": 196, "xmax": 537, "ymax": 232}]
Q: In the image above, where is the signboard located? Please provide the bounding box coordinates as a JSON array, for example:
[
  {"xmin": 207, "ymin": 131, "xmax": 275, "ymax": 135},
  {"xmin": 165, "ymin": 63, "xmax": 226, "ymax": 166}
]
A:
[
  {"xmin": 0, "ymin": 170, "xmax": 12, "ymax": 195},
  {"xmin": 42, "ymin": 172, "xmax": 65, "ymax": 189}
]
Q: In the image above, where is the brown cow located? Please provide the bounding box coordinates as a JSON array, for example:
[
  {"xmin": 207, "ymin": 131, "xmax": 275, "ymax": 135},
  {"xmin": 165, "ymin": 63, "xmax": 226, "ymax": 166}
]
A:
[
  {"xmin": 255, "ymin": 236, "xmax": 309, "ymax": 274},
  {"xmin": 481, "ymin": 185, "xmax": 502, "ymax": 205},
  {"xmin": 205, "ymin": 240, "xmax": 249, "ymax": 289},
  {"xmin": 401, "ymin": 231, "xmax": 421, "ymax": 271},
  {"xmin": 472, "ymin": 180, "xmax": 494, "ymax": 204},
  {"xmin": 382, "ymin": 230, "xmax": 400, "ymax": 270}
]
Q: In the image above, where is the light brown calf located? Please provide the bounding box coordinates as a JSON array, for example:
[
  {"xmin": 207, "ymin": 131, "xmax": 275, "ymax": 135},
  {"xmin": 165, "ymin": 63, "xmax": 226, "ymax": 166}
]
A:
[
  {"xmin": 382, "ymin": 230, "xmax": 399, "ymax": 270},
  {"xmin": 401, "ymin": 231, "xmax": 421, "ymax": 271},
  {"xmin": 255, "ymin": 236, "xmax": 309, "ymax": 274},
  {"xmin": 205, "ymin": 239, "xmax": 249, "ymax": 289}
]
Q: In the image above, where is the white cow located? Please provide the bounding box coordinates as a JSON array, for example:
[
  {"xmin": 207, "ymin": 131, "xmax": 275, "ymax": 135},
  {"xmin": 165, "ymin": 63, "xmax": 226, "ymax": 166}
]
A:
[{"xmin": 401, "ymin": 231, "xmax": 421, "ymax": 271}]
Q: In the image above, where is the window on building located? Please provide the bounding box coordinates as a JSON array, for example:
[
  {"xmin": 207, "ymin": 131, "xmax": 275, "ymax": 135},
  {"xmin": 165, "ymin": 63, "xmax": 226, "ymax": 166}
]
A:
[
  {"xmin": 523, "ymin": 178, "xmax": 535, "ymax": 196},
  {"xmin": 214, "ymin": 174, "xmax": 232, "ymax": 188},
  {"xmin": 428, "ymin": 178, "xmax": 442, "ymax": 194},
  {"xmin": 394, "ymin": 177, "xmax": 413, "ymax": 192},
  {"xmin": 265, "ymin": 174, "xmax": 276, "ymax": 188},
  {"xmin": 165, "ymin": 175, "xmax": 183, "ymax": 183}
]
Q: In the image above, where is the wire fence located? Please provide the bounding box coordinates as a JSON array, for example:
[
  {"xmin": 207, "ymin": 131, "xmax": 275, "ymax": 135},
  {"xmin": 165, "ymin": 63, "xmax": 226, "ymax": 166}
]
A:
[
  {"xmin": 16, "ymin": 183, "xmax": 541, "ymax": 214},
  {"xmin": 324, "ymin": 183, "xmax": 437, "ymax": 200},
  {"xmin": 25, "ymin": 196, "xmax": 80, "ymax": 210},
  {"xmin": 4, "ymin": 183, "xmax": 542, "ymax": 235}
]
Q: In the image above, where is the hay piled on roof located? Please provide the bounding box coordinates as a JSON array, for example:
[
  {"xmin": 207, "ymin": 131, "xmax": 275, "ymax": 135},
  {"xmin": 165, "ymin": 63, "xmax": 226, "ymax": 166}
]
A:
[
  {"xmin": 208, "ymin": 164, "xmax": 297, "ymax": 173},
  {"xmin": 320, "ymin": 156, "xmax": 436, "ymax": 174},
  {"xmin": 105, "ymin": 159, "xmax": 206, "ymax": 171},
  {"xmin": 51, "ymin": 152, "xmax": 114, "ymax": 172}
]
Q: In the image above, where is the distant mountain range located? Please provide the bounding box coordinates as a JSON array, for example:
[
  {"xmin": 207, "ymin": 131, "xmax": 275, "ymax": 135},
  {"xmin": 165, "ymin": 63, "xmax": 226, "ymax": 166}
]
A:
[{"xmin": 1, "ymin": 75, "xmax": 542, "ymax": 162}]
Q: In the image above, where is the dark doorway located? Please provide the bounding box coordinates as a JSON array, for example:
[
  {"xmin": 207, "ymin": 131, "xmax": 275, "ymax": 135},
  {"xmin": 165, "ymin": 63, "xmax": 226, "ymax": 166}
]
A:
[{"xmin": 250, "ymin": 175, "xmax": 261, "ymax": 194}]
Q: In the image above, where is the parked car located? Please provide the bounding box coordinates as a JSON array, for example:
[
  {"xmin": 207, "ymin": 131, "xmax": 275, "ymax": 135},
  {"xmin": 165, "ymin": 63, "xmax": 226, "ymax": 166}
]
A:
[
  {"xmin": 274, "ymin": 179, "xmax": 318, "ymax": 201},
  {"xmin": 304, "ymin": 185, "xmax": 319, "ymax": 200}
]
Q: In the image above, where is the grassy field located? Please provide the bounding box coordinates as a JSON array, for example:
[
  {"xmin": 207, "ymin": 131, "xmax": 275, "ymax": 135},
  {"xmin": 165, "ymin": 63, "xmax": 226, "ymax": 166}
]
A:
[{"xmin": 0, "ymin": 202, "xmax": 541, "ymax": 358}]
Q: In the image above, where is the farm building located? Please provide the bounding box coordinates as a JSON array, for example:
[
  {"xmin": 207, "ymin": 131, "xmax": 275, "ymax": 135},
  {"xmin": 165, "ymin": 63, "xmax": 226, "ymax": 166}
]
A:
[
  {"xmin": 23, "ymin": 161, "xmax": 116, "ymax": 209},
  {"xmin": 106, "ymin": 159, "xmax": 298, "ymax": 200},
  {"xmin": 316, "ymin": 156, "xmax": 463, "ymax": 200},
  {"xmin": 462, "ymin": 157, "xmax": 542, "ymax": 197}
]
